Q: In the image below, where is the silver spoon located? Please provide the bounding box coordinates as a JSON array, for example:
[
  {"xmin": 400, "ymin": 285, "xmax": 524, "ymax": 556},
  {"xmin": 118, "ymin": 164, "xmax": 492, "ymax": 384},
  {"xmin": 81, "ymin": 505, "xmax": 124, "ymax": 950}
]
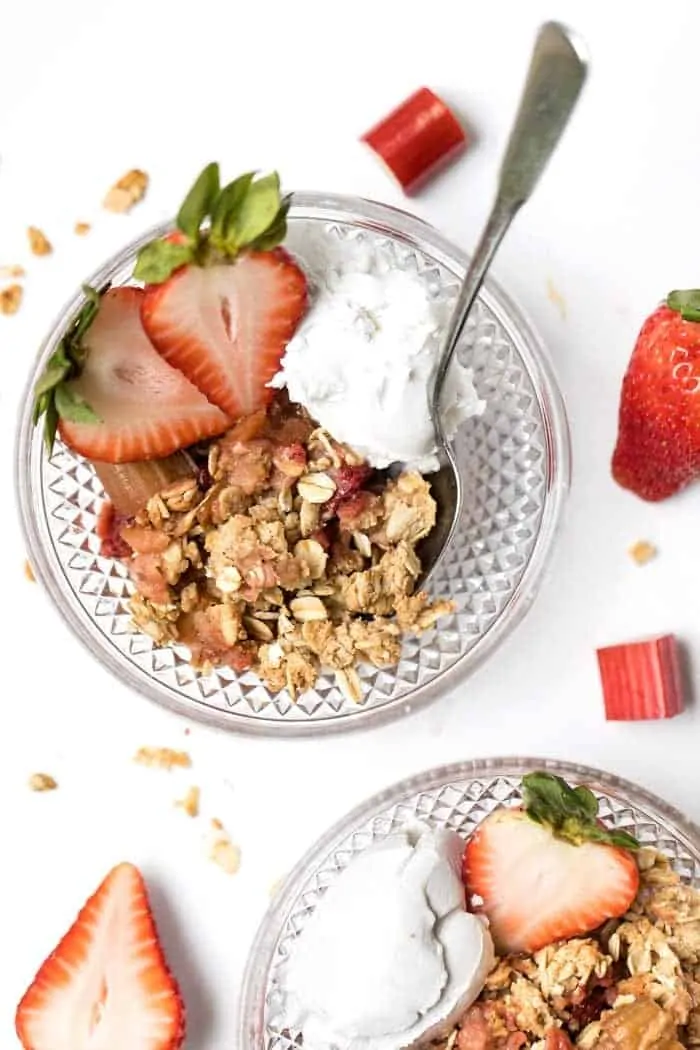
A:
[{"xmin": 418, "ymin": 21, "xmax": 588, "ymax": 587}]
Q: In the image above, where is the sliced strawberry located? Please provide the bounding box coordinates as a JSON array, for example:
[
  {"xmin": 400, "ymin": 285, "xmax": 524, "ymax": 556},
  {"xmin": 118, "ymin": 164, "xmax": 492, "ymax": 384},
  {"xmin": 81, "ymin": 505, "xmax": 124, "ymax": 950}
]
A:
[
  {"xmin": 15, "ymin": 862, "xmax": 184, "ymax": 1050},
  {"xmin": 462, "ymin": 772, "xmax": 640, "ymax": 955},
  {"xmin": 58, "ymin": 286, "xmax": 230, "ymax": 463},
  {"xmin": 141, "ymin": 249, "xmax": 307, "ymax": 420}
]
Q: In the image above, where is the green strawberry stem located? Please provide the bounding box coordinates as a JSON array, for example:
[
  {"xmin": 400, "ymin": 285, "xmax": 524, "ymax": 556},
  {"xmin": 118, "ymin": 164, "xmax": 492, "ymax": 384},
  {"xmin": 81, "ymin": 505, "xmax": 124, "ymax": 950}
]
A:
[
  {"xmin": 667, "ymin": 289, "xmax": 700, "ymax": 323},
  {"xmin": 133, "ymin": 164, "xmax": 291, "ymax": 285},
  {"xmin": 33, "ymin": 285, "xmax": 104, "ymax": 454},
  {"xmin": 522, "ymin": 771, "xmax": 639, "ymax": 851}
]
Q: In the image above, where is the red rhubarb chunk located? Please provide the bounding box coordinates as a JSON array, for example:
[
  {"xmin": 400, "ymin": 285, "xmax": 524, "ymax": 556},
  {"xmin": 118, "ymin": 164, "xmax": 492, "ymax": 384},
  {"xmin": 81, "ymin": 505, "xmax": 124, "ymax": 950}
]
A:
[
  {"xmin": 596, "ymin": 634, "xmax": 685, "ymax": 721},
  {"xmin": 361, "ymin": 87, "xmax": 467, "ymax": 195}
]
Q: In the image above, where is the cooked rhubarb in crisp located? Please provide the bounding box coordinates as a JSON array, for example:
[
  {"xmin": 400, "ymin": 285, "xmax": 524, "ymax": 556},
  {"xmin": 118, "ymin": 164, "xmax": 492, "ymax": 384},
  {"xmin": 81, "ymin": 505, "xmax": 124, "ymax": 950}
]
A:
[{"xmin": 106, "ymin": 394, "xmax": 453, "ymax": 701}]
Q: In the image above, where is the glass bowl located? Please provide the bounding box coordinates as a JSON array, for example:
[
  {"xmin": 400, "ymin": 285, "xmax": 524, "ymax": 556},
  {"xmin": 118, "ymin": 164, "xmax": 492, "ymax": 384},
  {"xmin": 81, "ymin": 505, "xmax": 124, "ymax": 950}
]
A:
[
  {"xmin": 238, "ymin": 756, "xmax": 700, "ymax": 1050},
  {"xmin": 15, "ymin": 193, "xmax": 570, "ymax": 735}
]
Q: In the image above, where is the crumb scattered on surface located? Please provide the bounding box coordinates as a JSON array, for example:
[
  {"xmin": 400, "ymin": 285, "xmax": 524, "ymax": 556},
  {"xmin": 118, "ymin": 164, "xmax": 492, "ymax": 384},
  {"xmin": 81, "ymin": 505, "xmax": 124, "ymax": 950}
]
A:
[
  {"xmin": 74, "ymin": 221, "xmax": 91, "ymax": 236},
  {"xmin": 176, "ymin": 785, "xmax": 200, "ymax": 817},
  {"xmin": 27, "ymin": 226, "xmax": 52, "ymax": 256},
  {"xmin": 269, "ymin": 877, "xmax": 284, "ymax": 897},
  {"xmin": 0, "ymin": 284, "xmax": 23, "ymax": 315},
  {"xmin": 133, "ymin": 746, "xmax": 192, "ymax": 771},
  {"xmin": 103, "ymin": 169, "xmax": 149, "ymax": 213},
  {"xmin": 184, "ymin": 727, "xmax": 191, "ymax": 736},
  {"xmin": 24, "ymin": 559, "xmax": 35, "ymax": 582},
  {"xmin": 546, "ymin": 277, "xmax": 567, "ymax": 320},
  {"xmin": 628, "ymin": 540, "xmax": 657, "ymax": 566},
  {"xmin": 0, "ymin": 264, "xmax": 25, "ymax": 278},
  {"xmin": 28, "ymin": 773, "xmax": 58, "ymax": 792},
  {"xmin": 210, "ymin": 834, "xmax": 241, "ymax": 875},
  {"xmin": 211, "ymin": 817, "xmax": 223, "ymax": 830}
]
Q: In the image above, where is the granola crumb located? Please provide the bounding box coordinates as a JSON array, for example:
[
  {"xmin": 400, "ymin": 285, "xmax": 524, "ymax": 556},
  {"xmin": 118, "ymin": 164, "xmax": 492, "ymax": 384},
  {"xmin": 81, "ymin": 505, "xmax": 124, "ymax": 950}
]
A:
[
  {"xmin": 0, "ymin": 283, "xmax": 23, "ymax": 315},
  {"xmin": 0, "ymin": 264, "xmax": 25, "ymax": 278},
  {"xmin": 24, "ymin": 559, "xmax": 36, "ymax": 582},
  {"xmin": 27, "ymin": 226, "xmax": 52, "ymax": 256},
  {"xmin": 28, "ymin": 772, "xmax": 58, "ymax": 792},
  {"xmin": 133, "ymin": 746, "xmax": 192, "ymax": 771},
  {"xmin": 269, "ymin": 877, "xmax": 284, "ymax": 897},
  {"xmin": 74, "ymin": 221, "xmax": 91, "ymax": 236},
  {"xmin": 211, "ymin": 817, "xmax": 224, "ymax": 830},
  {"xmin": 176, "ymin": 785, "xmax": 200, "ymax": 817},
  {"xmin": 546, "ymin": 277, "xmax": 567, "ymax": 319},
  {"xmin": 628, "ymin": 540, "xmax": 657, "ymax": 566},
  {"xmin": 211, "ymin": 839, "xmax": 241, "ymax": 874},
  {"xmin": 103, "ymin": 169, "xmax": 149, "ymax": 213}
]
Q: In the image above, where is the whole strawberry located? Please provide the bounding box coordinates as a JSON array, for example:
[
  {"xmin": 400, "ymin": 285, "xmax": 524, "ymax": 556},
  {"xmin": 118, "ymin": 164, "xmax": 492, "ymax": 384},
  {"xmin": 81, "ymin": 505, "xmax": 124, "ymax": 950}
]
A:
[{"xmin": 612, "ymin": 290, "xmax": 700, "ymax": 501}]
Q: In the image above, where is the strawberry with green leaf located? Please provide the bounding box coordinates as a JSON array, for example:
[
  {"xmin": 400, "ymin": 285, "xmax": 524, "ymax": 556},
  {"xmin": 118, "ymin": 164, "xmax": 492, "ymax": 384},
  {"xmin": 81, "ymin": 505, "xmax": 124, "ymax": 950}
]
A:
[
  {"xmin": 463, "ymin": 771, "xmax": 640, "ymax": 954},
  {"xmin": 136, "ymin": 163, "xmax": 307, "ymax": 421},
  {"xmin": 612, "ymin": 290, "xmax": 700, "ymax": 500},
  {"xmin": 33, "ymin": 285, "xmax": 230, "ymax": 462}
]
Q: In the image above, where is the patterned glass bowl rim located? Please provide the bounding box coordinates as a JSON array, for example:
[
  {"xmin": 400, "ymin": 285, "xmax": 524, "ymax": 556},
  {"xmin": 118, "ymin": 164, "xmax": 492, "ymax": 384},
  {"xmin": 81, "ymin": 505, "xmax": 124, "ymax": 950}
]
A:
[
  {"xmin": 14, "ymin": 192, "xmax": 570, "ymax": 736},
  {"xmin": 238, "ymin": 756, "xmax": 700, "ymax": 1050}
]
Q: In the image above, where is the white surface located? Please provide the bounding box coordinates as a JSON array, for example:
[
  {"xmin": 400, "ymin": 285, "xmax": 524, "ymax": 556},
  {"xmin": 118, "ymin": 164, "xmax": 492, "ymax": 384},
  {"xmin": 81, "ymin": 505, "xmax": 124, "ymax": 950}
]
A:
[{"xmin": 2, "ymin": 1, "xmax": 700, "ymax": 1047}]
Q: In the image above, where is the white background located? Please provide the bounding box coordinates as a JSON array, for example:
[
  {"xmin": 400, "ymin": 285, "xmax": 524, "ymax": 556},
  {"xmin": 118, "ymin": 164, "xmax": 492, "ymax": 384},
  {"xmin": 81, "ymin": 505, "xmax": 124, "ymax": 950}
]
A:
[{"xmin": 3, "ymin": 1, "xmax": 700, "ymax": 1046}]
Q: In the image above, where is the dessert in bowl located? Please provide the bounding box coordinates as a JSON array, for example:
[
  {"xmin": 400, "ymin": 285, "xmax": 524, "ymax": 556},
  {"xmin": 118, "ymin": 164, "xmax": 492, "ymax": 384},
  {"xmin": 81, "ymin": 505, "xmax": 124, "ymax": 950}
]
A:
[
  {"xmin": 240, "ymin": 759, "xmax": 700, "ymax": 1050},
  {"xmin": 16, "ymin": 166, "xmax": 569, "ymax": 733}
]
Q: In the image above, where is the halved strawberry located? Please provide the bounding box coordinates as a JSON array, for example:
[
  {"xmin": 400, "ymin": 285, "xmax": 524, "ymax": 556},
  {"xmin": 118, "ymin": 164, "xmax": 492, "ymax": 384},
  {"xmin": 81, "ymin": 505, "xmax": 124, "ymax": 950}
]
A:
[
  {"xmin": 462, "ymin": 772, "xmax": 640, "ymax": 954},
  {"xmin": 141, "ymin": 249, "xmax": 307, "ymax": 420},
  {"xmin": 15, "ymin": 862, "xmax": 185, "ymax": 1050},
  {"xmin": 57, "ymin": 286, "xmax": 231, "ymax": 463}
]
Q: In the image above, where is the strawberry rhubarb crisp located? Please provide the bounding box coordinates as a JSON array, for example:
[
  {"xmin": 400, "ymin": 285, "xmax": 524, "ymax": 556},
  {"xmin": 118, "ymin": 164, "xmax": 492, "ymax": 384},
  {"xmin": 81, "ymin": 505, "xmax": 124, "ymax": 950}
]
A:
[
  {"xmin": 33, "ymin": 163, "xmax": 457, "ymax": 701},
  {"xmin": 109, "ymin": 396, "xmax": 453, "ymax": 700}
]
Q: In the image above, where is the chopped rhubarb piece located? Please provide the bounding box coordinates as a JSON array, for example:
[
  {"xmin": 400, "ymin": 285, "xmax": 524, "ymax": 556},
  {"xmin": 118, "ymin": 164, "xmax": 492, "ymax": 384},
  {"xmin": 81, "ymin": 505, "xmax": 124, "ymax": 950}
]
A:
[
  {"xmin": 93, "ymin": 453, "xmax": 197, "ymax": 518},
  {"xmin": 596, "ymin": 634, "xmax": 685, "ymax": 721},
  {"xmin": 361, "ymin": 87, "xmax": 468, "ymax": 195}
]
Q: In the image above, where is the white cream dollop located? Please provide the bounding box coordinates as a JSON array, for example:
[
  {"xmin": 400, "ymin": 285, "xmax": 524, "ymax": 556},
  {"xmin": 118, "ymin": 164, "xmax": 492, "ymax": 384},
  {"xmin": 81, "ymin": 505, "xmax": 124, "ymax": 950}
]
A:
[
  {"xmin": 269, "ymin": 269, "xmax": 484, "ymax": 473},
  {"xmin": 281, "ymin": 825, "xmax": 494, "ymax": 1050}
]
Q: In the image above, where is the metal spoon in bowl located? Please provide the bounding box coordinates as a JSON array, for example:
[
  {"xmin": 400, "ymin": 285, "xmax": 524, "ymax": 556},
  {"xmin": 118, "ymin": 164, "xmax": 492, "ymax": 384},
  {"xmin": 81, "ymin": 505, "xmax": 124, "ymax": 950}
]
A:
[{"xmin": 417, "ymin": 21, "xmax": 588, "ymax": 587}]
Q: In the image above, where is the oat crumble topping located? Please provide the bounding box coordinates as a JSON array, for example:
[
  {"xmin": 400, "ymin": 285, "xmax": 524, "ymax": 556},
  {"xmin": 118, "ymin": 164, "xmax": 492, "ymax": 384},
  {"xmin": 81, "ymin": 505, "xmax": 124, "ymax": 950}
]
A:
[
  {"xmin": 442, "ymin": 848, "xmax": 700, "ymax": 1048},
  {"xmin": 74, "ymin": 221, "xmax": 91, "ymax": 236},
  {"xmin": 112, "ymin": 398, "xmax": 455, "ymax": 702},
  {"xmin": 103, "ymin": 169, "xmax": 149, "ymax": 213}
]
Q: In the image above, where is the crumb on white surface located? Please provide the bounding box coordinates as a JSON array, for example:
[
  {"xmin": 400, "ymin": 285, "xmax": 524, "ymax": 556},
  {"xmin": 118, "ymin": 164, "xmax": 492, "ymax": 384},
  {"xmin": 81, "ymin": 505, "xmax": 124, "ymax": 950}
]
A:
[
  {"xmin": 133, "ymin": 746, "xmax": 192, "ymax": 771},
  {"xmin": 28, "ymin": 773, "xmax": 58, "ymax": 792},
  {"xmin": 628, "ymin": 540, "xmax": 657, "ymax": 566}
]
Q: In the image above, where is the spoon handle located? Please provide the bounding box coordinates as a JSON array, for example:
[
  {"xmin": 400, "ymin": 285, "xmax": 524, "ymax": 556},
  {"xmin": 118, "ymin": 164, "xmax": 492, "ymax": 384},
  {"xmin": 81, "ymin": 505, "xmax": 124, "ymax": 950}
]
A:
[{"xmin": 430, "ymin": 21, "xmax": 588, "ymax": 428}]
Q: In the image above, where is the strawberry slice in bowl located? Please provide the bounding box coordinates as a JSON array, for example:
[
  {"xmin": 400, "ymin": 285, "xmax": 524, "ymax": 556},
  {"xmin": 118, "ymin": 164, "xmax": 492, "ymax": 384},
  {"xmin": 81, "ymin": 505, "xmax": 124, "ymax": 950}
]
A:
[
  {"xmin": 462, "ymin": 771, "xmax": 640, "ymax": 954},
  {"xmin": 135, "ymin": 164, "xmax": 308, "ymax": 420},
  {"xmin": 33, "ymin": 285, "xmax": 231, "ymax": 463},
  {"xmin": 141, "ymin": 249, "xmax": 307, "ymax": 420}
]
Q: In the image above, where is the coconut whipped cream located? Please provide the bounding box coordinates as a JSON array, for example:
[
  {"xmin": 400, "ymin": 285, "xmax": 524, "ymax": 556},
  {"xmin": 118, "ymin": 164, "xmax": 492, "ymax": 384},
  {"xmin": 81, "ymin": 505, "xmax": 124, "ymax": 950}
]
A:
[
  {"xmin": 269, "ymin": 269, "xmax": 484, "ymax": 473},
  {"xmin": 281, "ymin": 825, "xmax": 494, "ymax": 1050}
]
